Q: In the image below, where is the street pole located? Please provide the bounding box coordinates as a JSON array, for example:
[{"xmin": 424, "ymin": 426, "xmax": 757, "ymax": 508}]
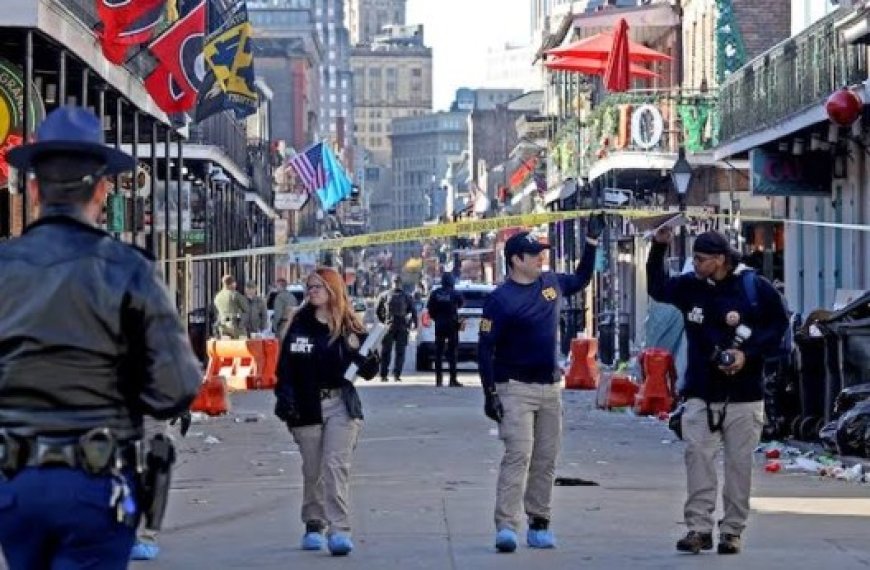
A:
[{"xmin": 679, "ymin": 192, "xmax": 687, "ymax": 269}]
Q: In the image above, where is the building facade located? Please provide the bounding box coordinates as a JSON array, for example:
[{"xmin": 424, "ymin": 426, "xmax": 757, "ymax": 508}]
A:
[
  {"xmin": 388, "ymin": 111, "xmax": 469, "ymax": 266},
  {"xmin": 346, "ymin": 0, "xmax": 406, "ymax": 46},
  {"xmin": 315, "ymin": 0, "xmax": 353, "ymax": 149},
  {"xmin": 350, "ymin": 25, "xmax": 432, "ymax": 165}
]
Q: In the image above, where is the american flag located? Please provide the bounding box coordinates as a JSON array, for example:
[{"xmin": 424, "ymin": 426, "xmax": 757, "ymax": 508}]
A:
[{"xmin": 286, "ymin": 143, "xmax": 326, "ymax": 193}]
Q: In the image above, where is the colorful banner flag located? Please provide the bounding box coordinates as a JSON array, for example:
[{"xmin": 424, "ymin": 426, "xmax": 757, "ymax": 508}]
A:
[
  {"xmin": 286, "ymin": 143, "xmax": 352, "ymax": 211},
  {"xmin": 96, "ymin": 0, "xmax": 165, "ymax": 64},
  {"xmin": 200, "ymin": 0, "xmax": 258, "ymax": 120},
  {"xmin": 144, "ymin": 0, "xmax": 206, "ymax": 114}
]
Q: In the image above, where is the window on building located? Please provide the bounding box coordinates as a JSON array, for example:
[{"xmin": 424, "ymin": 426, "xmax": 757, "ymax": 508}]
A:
[{"xmin": 411, "ymin": 68, "xmax": 422, "ymax": 77}]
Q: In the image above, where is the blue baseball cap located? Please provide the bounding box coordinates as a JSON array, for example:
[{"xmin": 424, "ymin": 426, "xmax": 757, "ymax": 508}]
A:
[
  {"xmin": 505, "ymin": 231, "xmax": 549, "ymax": 261},
  {"xmin": 7, "ymin": 106, "xmax": 135, "ymax": 175}
]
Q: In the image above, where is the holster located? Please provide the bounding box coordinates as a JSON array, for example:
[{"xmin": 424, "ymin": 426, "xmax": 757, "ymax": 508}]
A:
[{"xmin": 139, "ymin": 433, "xmax": 176, "ymax": 531}]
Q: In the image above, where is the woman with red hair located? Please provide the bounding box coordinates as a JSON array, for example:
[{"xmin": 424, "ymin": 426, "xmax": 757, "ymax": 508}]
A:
[{"xmin": 274, "ymin": 267, "xmax": 379, "ymax": 556}]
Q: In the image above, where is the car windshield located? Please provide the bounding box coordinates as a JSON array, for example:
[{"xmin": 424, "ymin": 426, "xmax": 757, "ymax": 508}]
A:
[{"xmin": 460, "ymin": 291, "xmax": 490, "ymax": 309}]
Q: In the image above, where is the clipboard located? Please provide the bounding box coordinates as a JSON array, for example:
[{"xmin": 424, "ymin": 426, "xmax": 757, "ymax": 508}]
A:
[{"xmin": 344, "ymin": 323, "xmax": 386, "ymax": 381}]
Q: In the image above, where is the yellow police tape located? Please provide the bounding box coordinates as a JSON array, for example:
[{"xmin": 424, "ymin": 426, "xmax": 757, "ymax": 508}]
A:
[{"xmin": 184, "ymin": 208, "xmax": 870, "ymax": 263}]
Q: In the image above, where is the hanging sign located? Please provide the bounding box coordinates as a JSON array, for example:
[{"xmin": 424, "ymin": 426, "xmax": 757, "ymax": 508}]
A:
[
  {"xmin": 750, "ymin": 149, "xmax": 832, "ymax": 196},
  {"xmin": 0, "ymin": 58, "xmax": 45, "ymax": 189},
  {"xmin": 630, "ymin": 103, "xmax": 664, "ymax": 150}
]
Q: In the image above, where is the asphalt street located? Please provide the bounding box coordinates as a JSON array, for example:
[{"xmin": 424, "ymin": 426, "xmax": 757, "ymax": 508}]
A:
[
  {"xmin": 131, "ymin": 358, "xmax": 870, "ymax": 570},
  {"xmin": 3, "ymin": 347, "xmax": 869, "ymax": 569}
]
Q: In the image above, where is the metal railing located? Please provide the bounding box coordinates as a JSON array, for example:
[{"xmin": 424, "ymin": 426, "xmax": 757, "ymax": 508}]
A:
[
  {"xmin": 719, "ymin": 8, "xmax": 868, "ymax": 143},
  {"xmin": 188, "ymin": 112, "xmax": 248, "ymax": 170}
]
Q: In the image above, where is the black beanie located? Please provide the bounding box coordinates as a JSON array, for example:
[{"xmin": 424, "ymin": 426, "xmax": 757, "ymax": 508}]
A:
[{"xmin": 693, "ymin": 231, "xmax": 732, "ymax": 255}]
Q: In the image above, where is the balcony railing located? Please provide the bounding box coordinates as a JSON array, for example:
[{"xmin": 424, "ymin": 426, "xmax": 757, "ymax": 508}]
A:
[
  {"xmin": 188, "ymin": 112, "xmax": 248, "ymax": 170},
  {"xmin": 719, "ymin": 8, "xmax": 868, "ymax": 144}
]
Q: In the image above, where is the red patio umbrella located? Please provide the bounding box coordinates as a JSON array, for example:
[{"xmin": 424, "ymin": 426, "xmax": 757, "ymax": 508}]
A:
[
  {"xmin": 604, "ymin": 18, "xmax": 631, "ymax": 92},
  {"xmin": 546, "ymin": 31, "xmax": 671, "ymax": 63},
  {"xmin": 544, "ymin": 56, "xmax": 659, "ymax": 79}
]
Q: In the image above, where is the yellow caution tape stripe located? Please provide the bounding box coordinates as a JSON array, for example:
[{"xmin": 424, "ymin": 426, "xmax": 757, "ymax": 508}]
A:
[{"xmin": 182, "ymin": 208, "xmax": 870, "ymax": 263}]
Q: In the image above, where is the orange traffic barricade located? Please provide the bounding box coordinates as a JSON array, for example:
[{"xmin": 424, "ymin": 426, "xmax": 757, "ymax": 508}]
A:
[
  {"xmin": 634, "ymin": 348, "xmax": 678, "ymax": 416},
  {"xmin": 191, "ymin": 375, "xmax": 230, "ymax": 416},
  {"xmin": 596, "ymin": 372, "xmax": 639, "ymax": 409},
  {"xmin": 202, "ymin": 338, "xmax": 278, "ymax": 392},
  {"xmin": 564, "ymin": 337, "xmax": 600, "ymax": 390}
]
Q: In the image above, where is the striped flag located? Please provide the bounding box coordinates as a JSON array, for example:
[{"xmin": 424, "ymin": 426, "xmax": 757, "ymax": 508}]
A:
[
  {"xmin": 286, "ymin": 143, "xmax": 326, "ymax": 193},
  {"xmin": 285, "ymin": 142, "xmax": 352, "ymax": 210}
]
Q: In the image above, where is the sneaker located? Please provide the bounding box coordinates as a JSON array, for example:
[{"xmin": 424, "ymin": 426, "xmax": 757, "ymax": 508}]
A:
[
  {"xmin": 130, "ymin": 541, "xmax": 160, "ymax": 561},
  {"xmin": 327, "ymin": 533, "xmax": 353, "ymax": 556},
  {"xmin": 717, "ymin": 533, "xmax": 741, "ymax": 555},
  {"xmin": 527, "ymin": 517, "xmax": 556, "ymax": 548},
  {"xmin": 676, "ymin": 531, "xmax": 713, "ymax": 554},
  {"xmin": 495, "ymin": 529, "xmax": 518, "ymax": 553}
]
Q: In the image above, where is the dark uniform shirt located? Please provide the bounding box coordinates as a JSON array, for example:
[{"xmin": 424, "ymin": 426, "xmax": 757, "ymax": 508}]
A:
[
  {"xmin": 646, "ymin": 242, "xmax": 789, "ymax": 402},
  {"xmin": 478, "ymin": 241, "xmax": 596, "ymax": 390},
  {"xmin": 427, "ymin": 287, "xmax": 464, "ymax": 333}
]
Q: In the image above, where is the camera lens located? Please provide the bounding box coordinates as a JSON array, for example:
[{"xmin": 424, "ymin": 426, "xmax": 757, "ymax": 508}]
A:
[{"xmin": 718, "ymin": 351, "xmax": 735, "ymax": 367}]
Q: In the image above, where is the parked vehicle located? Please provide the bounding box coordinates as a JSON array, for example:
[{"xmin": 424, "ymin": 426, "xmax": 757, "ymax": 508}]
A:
[{"xmin": 415, "ymin": 282, "xmax": 495, "ymax": 371}]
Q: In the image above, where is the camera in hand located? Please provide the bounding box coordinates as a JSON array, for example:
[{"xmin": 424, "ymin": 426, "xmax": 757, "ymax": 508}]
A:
[{"xmin": 712, "ymin": 324, "xmax": 752, "ymax": 367}]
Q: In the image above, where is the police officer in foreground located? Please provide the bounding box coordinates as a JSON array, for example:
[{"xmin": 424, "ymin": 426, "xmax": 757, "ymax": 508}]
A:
[
  {"xmin": 426, "ymin": 272, "xmax": 464, "ymax": 387},
  {"xmin": 647, "ymin": 228, "xmax": 788, "ymax": 555},
  {"xmin": 0, "ymin": 106, "xmax": 202, "ymax": 569},
  {"xmin": 214, "ymin": 274, "xmax": 249, "ymax": 338},
  {"xmin": 478, "ymin": 214, "xmax": 603, "ymax": 553}
]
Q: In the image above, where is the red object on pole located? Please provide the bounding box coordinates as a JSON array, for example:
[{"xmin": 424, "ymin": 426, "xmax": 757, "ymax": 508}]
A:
[
  {"xmin": 604, "ymin": 18, "xmax": 632, "ymax": 92},
  {"xmin": 564, "ymin": 338, "xmax": 600, "ymax": 390},
  {"xmin": 825, "ymin": 88, "xmax": 863, "ymax": 127}
]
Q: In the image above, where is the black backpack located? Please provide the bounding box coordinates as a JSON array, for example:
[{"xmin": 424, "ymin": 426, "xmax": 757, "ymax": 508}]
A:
[{"xmin": 386, "ymin": 290, "xmax": 410, "ymax": 327}]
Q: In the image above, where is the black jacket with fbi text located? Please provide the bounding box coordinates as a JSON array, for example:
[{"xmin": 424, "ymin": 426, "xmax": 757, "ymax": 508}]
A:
[{"xmin": 646, "ymin": 242, "xmax": 789, "ymax": 403}]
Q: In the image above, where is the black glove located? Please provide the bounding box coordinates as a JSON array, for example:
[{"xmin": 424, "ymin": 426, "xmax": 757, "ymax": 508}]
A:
[
  {"xmin": 170, "ymin": 411, "xmax": 192, "ymax": 438},
  {"xmin": 484, "ymin": 391, "xmax": 504, "ymax": 423},
  {"xmin": 274, "ymin": 400, "xmax": 301, "ymax": 424},
  {"xmin": 586, "ymin": 212, "xmax": 606, "ymax": 240}
]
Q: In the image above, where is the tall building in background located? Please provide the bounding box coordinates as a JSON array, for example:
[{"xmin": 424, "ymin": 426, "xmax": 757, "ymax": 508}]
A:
[
  {"xmin": 249, "ymin": 0, "xmax": 321, "ymax": 151},
  {"xmin": 315, "ymin": 0, "xmax": 354, "ymax": 150},
  {"xmin": 350, "ymin": 24, "xmax": 432, "ymax": 165},
  {"xmin": 388, "ymin": 112, "xmax": 468, "ymax": 266},
  {"xmin": 346, "ymin": 0, "xmax": 406, "ymax": 46},
  {"xmin": 483, "ymin": 43, "xmax": 541, "ymax": 91}
]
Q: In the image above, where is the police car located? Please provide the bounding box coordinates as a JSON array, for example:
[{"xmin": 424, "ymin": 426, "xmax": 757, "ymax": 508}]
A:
[{"xmin": 415, "ymin": 282, "xmax": 495, "ymax": 371}]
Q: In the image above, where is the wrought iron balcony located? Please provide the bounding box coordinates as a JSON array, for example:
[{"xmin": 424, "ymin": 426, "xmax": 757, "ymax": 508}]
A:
[
  {"xmin": 188, "ymin": 112, "xmax": 248, "ymax": 171},
  {"xmin": 719, "ymin": 8, "xmax": 868, "ymax": 144}
]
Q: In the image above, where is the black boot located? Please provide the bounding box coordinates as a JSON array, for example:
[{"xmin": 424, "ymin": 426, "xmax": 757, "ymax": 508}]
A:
[
  {"xmin": 676, "ymin": 531, "xmax": 713, "ymax": 554},
  {"xmin": 436, "ymin": 376, "xmax": 443, "ymax": 387},
  {"xmin": 717, "ymin": 533, "xmax": 741, "ymax": 555},
  {"xmin": 449, "ymin": 379, "xmax": 463, "ymax": 387}
]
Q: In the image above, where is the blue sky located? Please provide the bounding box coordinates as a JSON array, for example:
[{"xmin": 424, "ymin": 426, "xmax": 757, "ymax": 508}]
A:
[{"xmin": 407, "ymin": 0, "xmax": 530, "ymax": 111}]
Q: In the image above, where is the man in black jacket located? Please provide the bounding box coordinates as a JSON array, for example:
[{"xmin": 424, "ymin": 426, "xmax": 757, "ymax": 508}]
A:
[
  {"xmin": 426, "ymin": 272, "xmax": 464, "ymax": 387},
  {"xmin": 647, "ymin": 228, "xmax": 788, "ymax": 556},
  {"xmin": 0, "ymin": 106, "xmax": 201, "ymax": 569}
]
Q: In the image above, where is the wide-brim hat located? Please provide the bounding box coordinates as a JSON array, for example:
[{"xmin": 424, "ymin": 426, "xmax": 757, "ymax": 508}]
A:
[{"xmin": 7, "ymin": 105, "xmax": 135, "ymax": 175}]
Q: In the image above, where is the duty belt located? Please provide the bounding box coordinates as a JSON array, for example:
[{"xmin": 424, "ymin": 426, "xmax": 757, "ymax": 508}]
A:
[{"xmin": 0, "ymin": 428, "xmax": 140, "ymax": 477}]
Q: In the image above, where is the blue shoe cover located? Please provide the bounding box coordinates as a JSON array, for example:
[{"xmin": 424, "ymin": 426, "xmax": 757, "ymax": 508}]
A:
[
  {"xmin": 527, "ymin": 528, "xmax": 556, "ymax": 548},
  {"xmin": 327, "ymin": 533, "xmax": 353, "ymax": 555},
  {"xmin": 130, "ymin": 542, "xmax": 160, "ymax": 561},
  {"xmin": 495, "ymin": 529, "xmax": 518, "ymax": 552},
  {"xmin": 302, "ymin": 531, "xmax": 325, "ymax": 551}
]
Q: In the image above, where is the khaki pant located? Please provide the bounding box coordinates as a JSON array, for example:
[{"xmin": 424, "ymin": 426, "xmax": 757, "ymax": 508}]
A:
[
  {"xmin": 495, "ymin": 380, "xmax": 562, "ymax": 532},
  {"xmin": 682, "ymin": 398, "xmax": 764, "ymax": 536},
  {"xmin": 290, "ymin": 395, "xmax": 362, "ymax": 535}
]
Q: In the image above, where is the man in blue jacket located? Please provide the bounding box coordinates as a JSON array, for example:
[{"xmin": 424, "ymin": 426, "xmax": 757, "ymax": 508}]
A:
[
  {"xmin": 426, "ymin": 272, "xmax": 464, "ymax": 387},
  {"xmin": 647, "ymin": 228, "xmax": 788, "ymax": 555},
  {"xmin": 478, "ymin": 214, "xmax": 603, "ymax": 553}
]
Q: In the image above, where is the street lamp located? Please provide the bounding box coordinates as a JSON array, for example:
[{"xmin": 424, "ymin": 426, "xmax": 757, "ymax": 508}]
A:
[{"xmin": 671, "ymin": 147, "xmax": 693, "ymax": 268}]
